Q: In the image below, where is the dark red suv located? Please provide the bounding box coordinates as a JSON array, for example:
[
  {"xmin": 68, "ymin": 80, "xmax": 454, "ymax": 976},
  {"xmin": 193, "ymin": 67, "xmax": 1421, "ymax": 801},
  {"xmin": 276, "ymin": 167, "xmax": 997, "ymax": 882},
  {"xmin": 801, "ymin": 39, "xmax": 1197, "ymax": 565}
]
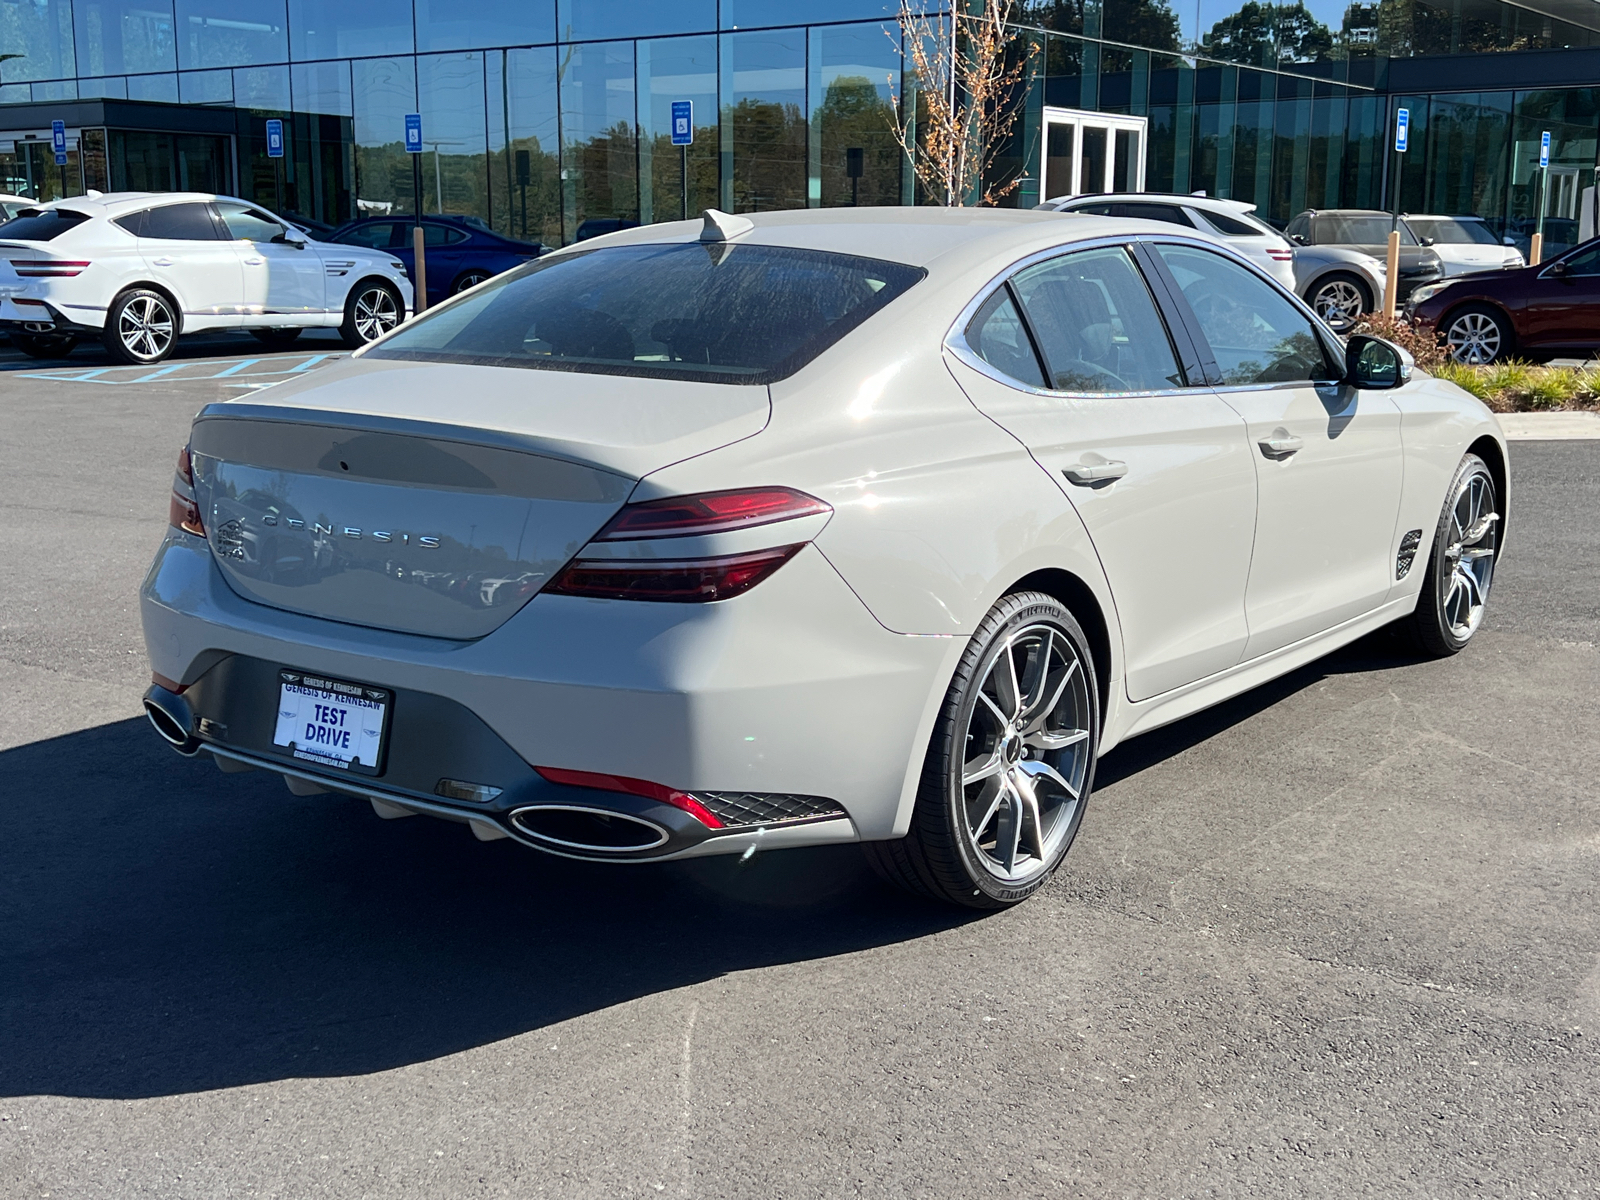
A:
[{"xmin": 1408, "ymin": 238, "xmax": 1600, "ymax": 364}]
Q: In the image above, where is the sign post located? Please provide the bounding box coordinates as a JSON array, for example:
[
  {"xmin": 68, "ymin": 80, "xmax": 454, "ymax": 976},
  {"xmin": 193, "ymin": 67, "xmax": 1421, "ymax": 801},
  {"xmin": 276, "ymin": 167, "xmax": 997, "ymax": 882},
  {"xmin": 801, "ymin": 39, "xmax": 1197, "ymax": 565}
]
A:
[
  {"xmin": 265, "ymin": 118, "xmax": 284, "ymax": 214},
  {"xmin": 405, "ymin": 113, "xmax": 426, "ymax": 312},
  {"xmin": 1532, "ymin": 131, "xmax": 1551, "ymax": 266},
  {"xmin": 671, "ymin": 100, "xmax": 693, "ymax": 221},
  {"xmin": 51, "ymin": 119, "xmax": 67, "ymax": 167},
  {"xmin": 1384, "ymin": 107, "xmax": 1408, "ymax": 317}
]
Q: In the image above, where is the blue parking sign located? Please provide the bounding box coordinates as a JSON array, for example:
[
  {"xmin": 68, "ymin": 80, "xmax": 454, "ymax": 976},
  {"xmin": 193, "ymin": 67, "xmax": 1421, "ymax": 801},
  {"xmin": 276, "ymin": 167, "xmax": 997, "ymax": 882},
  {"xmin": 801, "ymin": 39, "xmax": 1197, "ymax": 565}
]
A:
[
  {"xmin": 405, "ymin": 113, "xmax": 423, "ymax": 153},
  {"xmin": 1540, "ymin": 131, "xmax": 1550, "ymax": 169},
  {"xmin": 266, "ymin": 118, "xmax": 284, "ymax": 158},
  {"xmin": 1394, "ymin": 108, "xmax": 1409, "ymax": 154},
  {"xmin": 671, "ymin": 100, "xmax": 693, "ymax": 147},
  {"xmin": 51, "ymin": 119, "xmax": 65, "ymax": 154}
]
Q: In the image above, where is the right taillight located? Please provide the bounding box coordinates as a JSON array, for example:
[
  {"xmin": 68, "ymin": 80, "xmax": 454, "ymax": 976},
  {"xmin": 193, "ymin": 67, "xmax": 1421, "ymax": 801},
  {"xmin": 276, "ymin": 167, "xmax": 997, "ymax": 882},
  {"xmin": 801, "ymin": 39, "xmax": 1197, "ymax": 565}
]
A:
[
  {"xmin": 593, "ymin": 487, "xmax": 831, "ymax": 540},
  {"xmin": 168, "ymin": 444, "xmax": 205, "ymax": 536}
]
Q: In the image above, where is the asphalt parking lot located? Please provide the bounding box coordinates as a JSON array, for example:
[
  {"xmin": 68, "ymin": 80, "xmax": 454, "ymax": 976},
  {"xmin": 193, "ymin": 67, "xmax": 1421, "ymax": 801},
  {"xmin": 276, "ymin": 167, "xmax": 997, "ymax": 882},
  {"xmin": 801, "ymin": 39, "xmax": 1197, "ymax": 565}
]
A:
[{"xmin": 2, "ymin": 340, "xmax": 1597, "ymax": 1199}]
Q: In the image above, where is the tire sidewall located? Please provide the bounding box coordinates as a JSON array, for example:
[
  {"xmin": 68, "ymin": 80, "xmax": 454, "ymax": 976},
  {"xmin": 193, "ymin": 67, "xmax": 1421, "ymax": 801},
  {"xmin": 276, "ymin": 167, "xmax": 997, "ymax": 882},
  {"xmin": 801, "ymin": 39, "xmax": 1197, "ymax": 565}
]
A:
[
  {"xmin": 104, "ymin": 288, "xmax": 177, "ymax": 364},
  {"xmin": 1417, "ymin": 453, "xmax": 1495, "ymax": 654},
  {"xmin": 342, "ymin": 279, "xmax": 402, "ymax": 347},
  {"xmin": 933, "ymin": 594, "xmax": 1100, "ymax": 907}
]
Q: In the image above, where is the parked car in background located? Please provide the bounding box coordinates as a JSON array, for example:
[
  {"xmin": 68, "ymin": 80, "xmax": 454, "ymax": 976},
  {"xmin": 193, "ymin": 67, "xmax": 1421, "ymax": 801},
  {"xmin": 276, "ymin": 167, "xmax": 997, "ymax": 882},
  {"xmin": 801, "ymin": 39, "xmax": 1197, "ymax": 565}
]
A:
[
  {"xmin": 328, "ymin": 214, "xmax": 542, "ymax": 307},
  {"xmin": 141, "ymin": 208, "xmax": 1505, "ymax": 912},
  {"xmin": 1409, "ymin": 236, "xmax": 1600, "ymax": 363},
  {"xmin": 0, "ymin": 192, "xmax": 412, "ymax": 363},
  {"xmin": 1404, "ymin": 214, "xmax": 1524, "ymax": 276},
  {"xmin": 1041, "ymin": 192, "xmax": 1387, "ymax": 331},
  {"xmin": 1286, "ymin": 209, "xmax": 1444, "ymax": 304},
  {"xmin": 1504, "ymin": 216, "xmax": 1581, "ymax": 261},
  {"xmin": 574, "ymin": 217, "xmax": 640, "ymax": 241}
]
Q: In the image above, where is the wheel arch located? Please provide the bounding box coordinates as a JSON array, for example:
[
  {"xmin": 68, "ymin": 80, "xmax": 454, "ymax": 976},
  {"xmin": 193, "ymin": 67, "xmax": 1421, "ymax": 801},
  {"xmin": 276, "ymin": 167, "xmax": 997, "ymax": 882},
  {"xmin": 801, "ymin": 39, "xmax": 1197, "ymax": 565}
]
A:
[
  {"xmin": 1467, "ymin": 432, "xmax": 1509, "ymax": 546},
  {"xmin": 1005, "ymin": 567, "xmax": 1113, "ymax": 728}
]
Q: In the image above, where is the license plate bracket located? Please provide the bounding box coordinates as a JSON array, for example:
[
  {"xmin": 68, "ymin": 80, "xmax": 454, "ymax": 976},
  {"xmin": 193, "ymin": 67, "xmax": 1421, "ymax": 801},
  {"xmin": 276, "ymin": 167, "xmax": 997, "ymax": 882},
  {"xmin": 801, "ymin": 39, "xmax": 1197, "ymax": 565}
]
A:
[{"xmin": 271, "ymin": 669, "xmax": 391, "ymax": 775}]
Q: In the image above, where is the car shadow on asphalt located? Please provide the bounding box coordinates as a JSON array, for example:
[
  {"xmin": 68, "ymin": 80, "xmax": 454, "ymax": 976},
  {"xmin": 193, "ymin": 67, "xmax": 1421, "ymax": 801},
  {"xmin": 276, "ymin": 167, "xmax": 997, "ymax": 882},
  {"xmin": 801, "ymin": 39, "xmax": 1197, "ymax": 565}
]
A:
[
  {"xmin": 0, "ymin": 629, "xmax": 1428, "ymax": 1102},
  {"xmin": 0, "ymin": 717, "xmax": 971, "ymax": 1101}
]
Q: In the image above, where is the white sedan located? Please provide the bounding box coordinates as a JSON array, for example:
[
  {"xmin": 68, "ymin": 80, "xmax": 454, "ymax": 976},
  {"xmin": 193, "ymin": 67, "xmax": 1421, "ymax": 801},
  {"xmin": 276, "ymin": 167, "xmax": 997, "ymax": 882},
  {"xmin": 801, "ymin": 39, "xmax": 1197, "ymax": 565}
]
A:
[
  {"xmin": 140, "ymin": 208, "xmax": 1505, "ymax": 910},
  {"xmin": 0, "ymin": 191, "xmax": 412, "ymax": 362}
]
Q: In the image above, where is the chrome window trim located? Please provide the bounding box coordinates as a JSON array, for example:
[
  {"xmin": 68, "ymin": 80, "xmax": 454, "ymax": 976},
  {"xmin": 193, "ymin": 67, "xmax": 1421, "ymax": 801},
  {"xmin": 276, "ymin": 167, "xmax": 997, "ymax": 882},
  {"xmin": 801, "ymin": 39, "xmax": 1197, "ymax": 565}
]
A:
[{"xmin": 944, "ymin": 231, "xmax": 1344, "ymax": 400}]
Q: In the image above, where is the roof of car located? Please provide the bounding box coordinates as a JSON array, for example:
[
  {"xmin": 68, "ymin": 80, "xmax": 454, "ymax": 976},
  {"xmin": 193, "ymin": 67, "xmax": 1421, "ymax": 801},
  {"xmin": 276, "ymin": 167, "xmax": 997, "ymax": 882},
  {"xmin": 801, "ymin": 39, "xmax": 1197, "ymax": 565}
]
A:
[
  {"xmin": 25, "ymin": 191, "xmax": 242, "ymax": 217},
  {"xmin": 1048, "ymin": 192, "xmax": 1261, "ymax": 216},
  {"xmin": 550, "ymin": 206, "xmax": 1157, "ymax": 271}
]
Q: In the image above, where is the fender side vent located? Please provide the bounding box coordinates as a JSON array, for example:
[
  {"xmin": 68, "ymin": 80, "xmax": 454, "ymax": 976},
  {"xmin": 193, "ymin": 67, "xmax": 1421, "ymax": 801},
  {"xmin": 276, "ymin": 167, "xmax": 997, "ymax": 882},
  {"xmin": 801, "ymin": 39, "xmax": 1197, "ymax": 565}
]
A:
[{"xmin": 1396, "ymin": 529, "xmax": 1424, "ymax": 579}]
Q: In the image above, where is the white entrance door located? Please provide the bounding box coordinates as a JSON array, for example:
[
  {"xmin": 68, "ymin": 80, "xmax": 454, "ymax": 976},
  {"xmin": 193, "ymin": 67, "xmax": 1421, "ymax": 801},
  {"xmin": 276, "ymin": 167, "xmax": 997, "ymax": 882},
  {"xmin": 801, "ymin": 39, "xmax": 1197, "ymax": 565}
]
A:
[{"xmin": 1039, "ymin": 107, "xmax": 1147, "ymax": 203}]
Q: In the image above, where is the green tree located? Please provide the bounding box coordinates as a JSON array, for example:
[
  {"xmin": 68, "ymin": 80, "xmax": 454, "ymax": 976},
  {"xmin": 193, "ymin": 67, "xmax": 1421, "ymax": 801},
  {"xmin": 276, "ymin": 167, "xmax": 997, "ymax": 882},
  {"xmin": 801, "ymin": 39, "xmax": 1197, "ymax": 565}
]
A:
[
  {"xmin": 1202, "ymin": 1, "xmax": 1333, "ymax": 64},
  {"xmin": 1021, "ymin": 0, "xmax": 1183, "ymax": 52}
]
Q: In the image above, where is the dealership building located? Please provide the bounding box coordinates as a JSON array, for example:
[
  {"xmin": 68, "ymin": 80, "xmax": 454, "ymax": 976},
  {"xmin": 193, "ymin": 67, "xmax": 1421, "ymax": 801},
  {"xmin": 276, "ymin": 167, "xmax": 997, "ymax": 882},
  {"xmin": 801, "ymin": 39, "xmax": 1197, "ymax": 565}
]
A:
[{"xmin": 0, "ymin": 0, "xmax": 1595, "ymax": 250}]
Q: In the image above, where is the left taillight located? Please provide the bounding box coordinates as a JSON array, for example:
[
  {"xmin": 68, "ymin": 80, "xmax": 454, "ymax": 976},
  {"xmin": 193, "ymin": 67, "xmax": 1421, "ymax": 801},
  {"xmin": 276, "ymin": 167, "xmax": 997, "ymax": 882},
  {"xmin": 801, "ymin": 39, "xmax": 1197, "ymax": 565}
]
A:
[
  {"xmin": 11, "ymin": 259, "xmax": 90, "ymax": 278},
  {"xmin": 168, "ymin": 444, "xmax": 205, "ymax": 536},
  {"xmin": 1267, "ymin": 248, "xmax": 1294, "ymax": 262}
]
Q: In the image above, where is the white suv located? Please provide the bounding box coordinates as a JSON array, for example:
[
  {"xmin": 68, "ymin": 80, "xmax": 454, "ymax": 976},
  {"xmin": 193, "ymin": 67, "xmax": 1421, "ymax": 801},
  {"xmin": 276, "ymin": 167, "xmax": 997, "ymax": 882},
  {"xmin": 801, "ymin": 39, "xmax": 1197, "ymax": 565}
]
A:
[{"xmin": 0, "ymin": 191, "xmax": 413, "ymax": 363}]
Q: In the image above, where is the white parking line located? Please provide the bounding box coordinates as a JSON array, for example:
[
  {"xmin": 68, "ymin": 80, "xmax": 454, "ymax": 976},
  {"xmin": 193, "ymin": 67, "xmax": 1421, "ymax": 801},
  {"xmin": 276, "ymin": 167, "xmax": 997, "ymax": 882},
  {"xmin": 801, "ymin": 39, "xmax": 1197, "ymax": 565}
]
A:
[{"xmin": 12, "ymin": 351, "xmax": 345, "ymax": 386}]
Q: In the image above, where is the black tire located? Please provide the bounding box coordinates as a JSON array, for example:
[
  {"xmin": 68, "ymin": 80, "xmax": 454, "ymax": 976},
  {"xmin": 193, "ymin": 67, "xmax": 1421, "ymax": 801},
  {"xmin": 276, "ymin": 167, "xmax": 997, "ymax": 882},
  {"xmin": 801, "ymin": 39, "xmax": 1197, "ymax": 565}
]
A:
[
  {"xmin": 1403, "ymin": 453, "xmax": 1499, "ymax": 657},
  {"xmin": 1305, "ymin": 271, "xmax": 1372, "ymax": 333},
  {"xmin": 102, "ymin": 287, "xmax": 178, "ymax": 364},
  {"xmin": 12, "ymin": 333, "xmax": 77, "ymax": 359},
  {"xmin": 250, "ymin": 327, "xmax": 303, "ymax": 348},
  {"xmin": 451, "ymin": 269, "xmax": 492, "ymax": 294},
  {"xmin": 864, "ymin": 591, "xmax": 1100, "ymax": 910},
  {"xmin": 340, "ymin": 278, "xmax": 404, "ymax": 348},
  {"xmin": 1441, "ymin": 303, "xmax": 1513, "ymax": 365}
]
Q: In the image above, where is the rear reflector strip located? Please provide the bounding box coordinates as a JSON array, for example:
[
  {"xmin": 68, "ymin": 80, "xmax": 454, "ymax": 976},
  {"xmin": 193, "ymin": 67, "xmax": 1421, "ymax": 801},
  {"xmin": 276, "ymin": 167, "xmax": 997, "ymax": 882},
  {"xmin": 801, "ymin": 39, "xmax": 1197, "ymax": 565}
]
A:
[
  {"xmin": 535, "ymin": 766, "xmax": 725, "ymax": 829},
  {"xmin": 545, "ymin": 544, "xmax": 803, "ymax": 603}
]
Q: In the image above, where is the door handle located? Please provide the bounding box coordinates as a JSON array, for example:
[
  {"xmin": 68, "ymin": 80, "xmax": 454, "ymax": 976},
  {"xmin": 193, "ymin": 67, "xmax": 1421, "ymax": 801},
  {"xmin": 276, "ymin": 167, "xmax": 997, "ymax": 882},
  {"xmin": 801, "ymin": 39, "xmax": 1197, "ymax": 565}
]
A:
[
  {"xmin": 151, "ymin": 256, "xmax": 174, "ymax": 266},
  {"xmin": 243, "ymin": 256, "xmax": 265, "ymax": 266},
  {"xmin": 1063, "ymin": 457, "xmax": 1129, "ymax": 485},
  {"xmin": 1258, "ymin": 429, "xmax": 1304, "ymax": 459}
]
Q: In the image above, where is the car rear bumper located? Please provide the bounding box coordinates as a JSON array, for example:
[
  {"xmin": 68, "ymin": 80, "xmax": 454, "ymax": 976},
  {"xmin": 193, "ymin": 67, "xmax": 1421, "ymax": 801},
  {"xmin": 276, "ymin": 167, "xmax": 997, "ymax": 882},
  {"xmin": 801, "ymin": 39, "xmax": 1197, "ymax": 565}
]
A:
[{"xmin": 140, "ymin": 530, "xmax": 957, "ymax": 853}]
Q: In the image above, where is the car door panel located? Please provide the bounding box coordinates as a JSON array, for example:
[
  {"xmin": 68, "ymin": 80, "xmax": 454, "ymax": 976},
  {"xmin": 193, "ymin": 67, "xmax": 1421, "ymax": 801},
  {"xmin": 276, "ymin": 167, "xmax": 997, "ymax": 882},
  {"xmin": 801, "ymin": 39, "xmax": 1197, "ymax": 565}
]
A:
[
  {"xmin": 1150, "ymin": 241, "xmax": 1405, "ymax": 660},
  {"xmin": 1521, "ymin": 247, "xmax": 1600, "ymax": 347},
  {"xmin": 215, "ymin": 202, "xmax": 325, "ymax": 322},
  {"xmin": 124, "ymin": 202, "xmax": 244, "ymax": 328},
  {"xmin": 949, "ymin": 244, "xmax": 1257, "ymax": 702}
]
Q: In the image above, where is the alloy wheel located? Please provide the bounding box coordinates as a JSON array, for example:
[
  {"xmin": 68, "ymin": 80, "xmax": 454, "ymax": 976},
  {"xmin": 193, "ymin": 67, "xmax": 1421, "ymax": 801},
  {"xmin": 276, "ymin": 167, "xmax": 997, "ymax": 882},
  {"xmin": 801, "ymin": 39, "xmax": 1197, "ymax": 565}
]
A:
[
  {"xmin": 1439, "ymin": 465, "xmax": 1498, "ymax": 641},
  {"xmin": 454, "ymin": 271, "xmax": 490, "ymax": 294},
  {"xmin": 353, "ymin": 286, "xmax": 400, "ymax": 341},
  {"xmin": 1312, "ymin": 279, "xmax": 1365, "ymax": 330},
  {"xmin": 1446, "ymin": 312, "xmax": 1502, "ymax": 364},
  {"xmin": 118, "ymin": 294, "xmax": 174, "ymax": 360},
  {"xmin": 959, "ymin": 622, "xmax": 1092, "ymax": 885}
]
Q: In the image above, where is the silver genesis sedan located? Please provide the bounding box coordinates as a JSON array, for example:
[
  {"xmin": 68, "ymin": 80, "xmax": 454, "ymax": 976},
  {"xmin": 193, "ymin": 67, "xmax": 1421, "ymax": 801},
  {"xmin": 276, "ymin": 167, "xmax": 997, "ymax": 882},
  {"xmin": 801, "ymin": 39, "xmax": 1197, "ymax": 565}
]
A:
[{"xmin": 141, "ymin": 208, "xmax": 1507, "ymax": 909}]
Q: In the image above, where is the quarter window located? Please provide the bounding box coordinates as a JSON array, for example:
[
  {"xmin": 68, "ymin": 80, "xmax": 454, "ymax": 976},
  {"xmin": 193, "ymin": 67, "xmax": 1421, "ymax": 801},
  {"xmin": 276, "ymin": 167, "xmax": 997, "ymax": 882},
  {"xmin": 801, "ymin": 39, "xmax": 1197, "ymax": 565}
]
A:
[
  {"xmin": 1009, "ymin": 246, "xmax": 1186, "ymax": 394},
  {"xmin": 1114, "ymin": 203, "xmax": 1195, "ymax": 228},
  {"xmin": 1154, "ymin": 244, "xmax": 1340, "ymax": 386},
  {"xmin": 965, "ymin": 288, "xmax": 1046, "ymax": 389},
  {"xmin": 1558, "ymin": 244, "xmax": 1600, "ymax": 276}
]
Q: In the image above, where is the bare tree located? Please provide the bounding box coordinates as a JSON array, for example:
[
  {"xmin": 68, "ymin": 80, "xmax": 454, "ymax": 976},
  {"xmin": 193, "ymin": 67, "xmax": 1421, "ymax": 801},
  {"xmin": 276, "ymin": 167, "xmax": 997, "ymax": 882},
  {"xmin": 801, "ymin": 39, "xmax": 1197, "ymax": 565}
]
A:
[{"xmin": 888, "ymin": 0, "xmax": 1035, "ymax": 206}]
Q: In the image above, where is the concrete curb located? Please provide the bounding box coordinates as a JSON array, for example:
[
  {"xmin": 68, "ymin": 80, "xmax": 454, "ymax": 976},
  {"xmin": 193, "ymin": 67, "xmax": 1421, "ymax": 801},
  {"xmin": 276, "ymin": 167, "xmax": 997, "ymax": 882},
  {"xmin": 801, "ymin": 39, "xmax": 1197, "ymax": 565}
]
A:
[{"xmin": 1496, "ymin": 411, "xmax": 1600, "ymax": 440}]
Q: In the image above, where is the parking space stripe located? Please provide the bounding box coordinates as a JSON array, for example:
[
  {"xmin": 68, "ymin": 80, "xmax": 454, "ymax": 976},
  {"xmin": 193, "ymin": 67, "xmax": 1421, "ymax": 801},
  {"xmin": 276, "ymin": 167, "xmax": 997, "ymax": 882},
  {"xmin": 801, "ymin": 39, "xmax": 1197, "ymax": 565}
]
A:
[
  {"xmin": 209, "ymin": 359, "xmax": 261, "ymax": 377},
  {"xmin": 132, "ymin": 363, "xmax": 189, "ymax": 383}
]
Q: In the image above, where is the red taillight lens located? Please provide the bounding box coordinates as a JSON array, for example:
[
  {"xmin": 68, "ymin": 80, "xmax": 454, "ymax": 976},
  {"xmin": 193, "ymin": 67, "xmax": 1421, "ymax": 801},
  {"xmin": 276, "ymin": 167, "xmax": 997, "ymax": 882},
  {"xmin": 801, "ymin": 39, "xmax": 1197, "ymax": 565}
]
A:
[
  {"xmin": 12, "ymin": 259, "xmax": 90, "ymax": 277},
  {"xmin": 535, "ymin": 766, "xmax": 724, "ymax": 829},
  {"xmin": 170, "ymin": 444, "xmax": 204, "ymax": 535},
  {"xmin": 1267, "ymin": 248, "xmax": 1294, "ymax": 261},
  {"xmin": 545, "ymin": 544, "xmax": 802, "ymax": 603},
  {"xmin": 595, "ymin": 487, "xmax": 831, "ymax": 540}
]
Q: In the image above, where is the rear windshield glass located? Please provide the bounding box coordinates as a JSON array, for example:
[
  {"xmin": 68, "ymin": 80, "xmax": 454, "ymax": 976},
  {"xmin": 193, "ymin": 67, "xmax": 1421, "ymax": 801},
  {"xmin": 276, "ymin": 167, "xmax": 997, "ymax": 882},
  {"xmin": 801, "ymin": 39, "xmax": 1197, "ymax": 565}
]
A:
[
  {"xmin": 0, "ymin": 208, "xmax": 89, "ymax": 241},
  {"xmin": 366, "ymin": 242, "xmax": 926, "ymax": 384}
]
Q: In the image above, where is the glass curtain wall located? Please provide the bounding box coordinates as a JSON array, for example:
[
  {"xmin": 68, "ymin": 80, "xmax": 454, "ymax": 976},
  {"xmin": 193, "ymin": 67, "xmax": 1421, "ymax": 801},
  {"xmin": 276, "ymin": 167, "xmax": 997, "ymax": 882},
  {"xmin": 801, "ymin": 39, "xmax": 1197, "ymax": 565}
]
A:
[
  {"xmin": 721, "ymin": 29, "xmax": 807, "ymax": 212},
  {"xmin": 559, "ymin": 40, "xmax": 638, "ymax": 242},
  {"xmin": 637, "ymin": 36, "xmax": 719, "ymax": 225},
  {"xmin": 503, "ymin": 46, "xmax": 561, "ymax": 245}
]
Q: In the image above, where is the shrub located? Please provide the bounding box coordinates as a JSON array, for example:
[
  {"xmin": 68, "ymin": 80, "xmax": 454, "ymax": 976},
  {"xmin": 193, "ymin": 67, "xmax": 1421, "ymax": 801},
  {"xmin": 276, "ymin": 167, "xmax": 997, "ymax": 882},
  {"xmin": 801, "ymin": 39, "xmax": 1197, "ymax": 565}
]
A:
[{"xmin": 1348, "ymin": 311, "xmax": 1448, "ymax": 372}]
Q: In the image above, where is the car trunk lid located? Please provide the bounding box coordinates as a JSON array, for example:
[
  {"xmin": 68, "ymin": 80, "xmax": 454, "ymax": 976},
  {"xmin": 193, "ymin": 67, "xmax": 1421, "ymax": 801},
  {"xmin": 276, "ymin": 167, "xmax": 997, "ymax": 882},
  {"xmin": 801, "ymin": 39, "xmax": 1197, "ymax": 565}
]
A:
[{"xmin": 187, "ymin": 359, "xmax": 770, "ymax": 640}]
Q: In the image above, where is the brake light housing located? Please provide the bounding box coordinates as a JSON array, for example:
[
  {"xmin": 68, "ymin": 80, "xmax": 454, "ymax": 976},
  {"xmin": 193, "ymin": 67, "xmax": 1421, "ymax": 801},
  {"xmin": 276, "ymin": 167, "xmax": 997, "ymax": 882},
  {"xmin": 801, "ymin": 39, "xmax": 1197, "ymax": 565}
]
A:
[
  {"xmin": 12, "ymin": 259, "xmax": 90, "ymax": 278},
  {"xmin": 168, "ymin": 444, "xmax": 205, "ymax": 536},
  {"xmin": 1267, "ymin": 248, "xmax": 1294, "ymax": 261},
  {"xmin": 594, "ymin": 486, "xmax": 830, "ymax": 540},
  {"xmin": 545, "ymin": 544, "xmax": 803, "ymax": 603}
]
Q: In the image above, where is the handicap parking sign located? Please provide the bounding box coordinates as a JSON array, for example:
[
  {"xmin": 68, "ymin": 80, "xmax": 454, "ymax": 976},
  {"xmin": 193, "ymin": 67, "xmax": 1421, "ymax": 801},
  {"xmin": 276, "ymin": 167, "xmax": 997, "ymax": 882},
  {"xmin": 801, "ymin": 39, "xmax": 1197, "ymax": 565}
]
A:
[
  {"xmin": 405, "ymin": 113, "xmax": 423, "ymax": 153},
  {"xmin": 671, "ymin": 101, "xmax": 693, "ymax": 147},
  {"xmin": 266, "ymin": 118, "xmax": 284, "ymax": 158}
]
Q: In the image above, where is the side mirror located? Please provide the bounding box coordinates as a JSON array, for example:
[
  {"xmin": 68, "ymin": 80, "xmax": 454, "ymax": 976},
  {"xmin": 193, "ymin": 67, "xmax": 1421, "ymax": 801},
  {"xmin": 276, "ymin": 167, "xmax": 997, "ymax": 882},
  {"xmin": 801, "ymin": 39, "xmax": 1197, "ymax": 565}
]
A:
[
  {"xmin": 1419, "ymin": 236, "xmax": 1436, "ymax": 247},
  {"xmin": 275, "ymin": 228, "xmax": 307, "ymax": 247},
  {"xmin": 1503, "ymin": 236, "xmax": 1516, "ymax": 246},
  {"xmin": 1291, "ymin": 233, "xmax": 1309, "ymax": 245},
  {"xmin": 1345, "ymin": 334, "xmax": 1413, "ymax": 390},
  {"xmin": 1546, "ymin": 259, "xmax": 1568, "ymax": 277}
]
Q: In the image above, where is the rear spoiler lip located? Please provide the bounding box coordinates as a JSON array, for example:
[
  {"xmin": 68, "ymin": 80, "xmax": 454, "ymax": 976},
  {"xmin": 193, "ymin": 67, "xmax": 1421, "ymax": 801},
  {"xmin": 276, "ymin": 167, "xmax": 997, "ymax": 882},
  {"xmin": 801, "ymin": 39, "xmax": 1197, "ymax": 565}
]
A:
[{"xmin": 192, "ymin": 402, "xmax": 643, "ymax": 483}]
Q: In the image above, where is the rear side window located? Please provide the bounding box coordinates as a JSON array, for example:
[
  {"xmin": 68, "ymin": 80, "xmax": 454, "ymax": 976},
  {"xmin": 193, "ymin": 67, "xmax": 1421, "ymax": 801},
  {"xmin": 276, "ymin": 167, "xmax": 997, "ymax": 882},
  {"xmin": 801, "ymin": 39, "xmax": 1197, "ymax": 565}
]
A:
[
  {"xmin": 1115, "ymin": 203, "xmax": 1195, "ymax": 228},
  {"xmin": 1201, "ymin": 210, "xmax": 1263, "ymax": 237},
  {"xmin": 1009, "ymin": 246, "xmax": 1185, "ymax": 394},
  {"xmin": 395, "ymin": 221, "xmax": 468, "ymax": 247},
  {"xmin": 368, "ymin": 242, "xmax": 925, "ymax": 384},
  {"xmin": 335, "ymin": 222, "xmax": 396, "ymax": 249},
  {"xmin": 118, "ymin": 203, "xmax": 222, "ymax": 240},
  {"xmin": 0, "ymin": 208, "xmax": 89, "ymax": 241}
]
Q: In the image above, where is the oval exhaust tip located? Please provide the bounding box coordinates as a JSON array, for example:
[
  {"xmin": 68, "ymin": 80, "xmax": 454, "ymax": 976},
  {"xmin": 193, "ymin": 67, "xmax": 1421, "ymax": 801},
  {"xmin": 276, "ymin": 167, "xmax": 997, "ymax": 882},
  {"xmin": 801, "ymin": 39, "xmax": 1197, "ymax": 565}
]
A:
[
  {"xmin": 142, "ymin": 687, "xmax": 199, "ymax": 756},
  {"xmin": 510, "ymin": 804, "xmax": 670, "ymax": 854}
]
